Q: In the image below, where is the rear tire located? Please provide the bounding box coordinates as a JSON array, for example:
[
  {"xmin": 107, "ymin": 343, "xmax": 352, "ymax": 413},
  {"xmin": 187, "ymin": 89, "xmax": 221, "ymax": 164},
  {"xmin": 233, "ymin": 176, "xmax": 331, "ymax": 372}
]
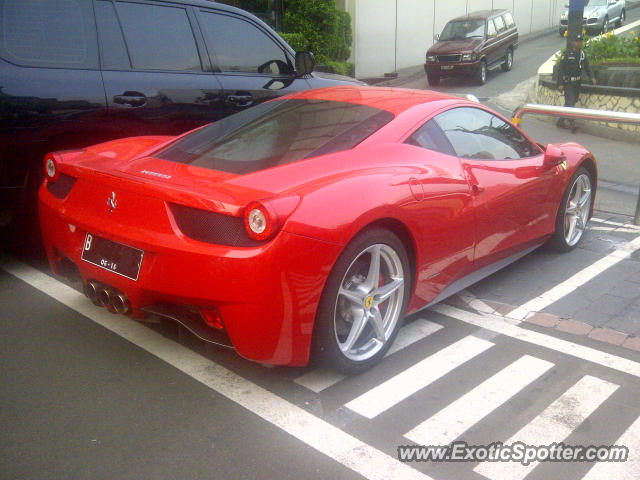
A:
[
  {"xmin": 474, "ymin": 59, "xmax": 487, "ymax": 85},
  {"xmin": 616, "ymin": 9, "xmax": 625, "ymax": 27},
  {"xmin": 547, "ymin": 167, "xmax": 593, "ymax": 252},
  {"xmin": 501, "ymin": 48, "xmax": 513, "ymax": 72},
  {"xmin": 312, "ymin": 228, "xmax": 411, "ymax": 374}
]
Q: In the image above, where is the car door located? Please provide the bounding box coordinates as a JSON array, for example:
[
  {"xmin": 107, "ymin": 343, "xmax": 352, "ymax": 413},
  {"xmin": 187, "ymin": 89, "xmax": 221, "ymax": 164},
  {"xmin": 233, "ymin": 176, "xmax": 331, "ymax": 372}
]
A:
[
  {"xmin": 432, "ymin": 107, "xmax": 563, "ymax": 267},
  {"xmin": 491, "ymin": 15, "xmax": 508, "ymax": 62},
  {"xmin": 194, "ymin": 8, "xmax": 312, "ymax": 117},
  {"xmin": 97, "ymin": 0, "xmax": 226, "ymax": 138},
  {"xmin": 483, "ymin": 19, "xmax": 499, "ymax": 65},
  {"xmin": 0, "ymin": 0, "xmax": 110, "ymax": 200},
  {"xmin": 401, "ymin": 119, "xmax": 476, "ymax": 301}
]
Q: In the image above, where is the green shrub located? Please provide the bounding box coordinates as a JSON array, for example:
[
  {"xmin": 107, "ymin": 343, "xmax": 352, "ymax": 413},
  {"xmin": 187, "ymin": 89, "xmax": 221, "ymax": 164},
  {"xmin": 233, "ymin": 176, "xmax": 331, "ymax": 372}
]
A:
[
  {"xmin": 279, "ymin": 32, "xmax": 308, "ymax": 52},
  {"xmin": 282, "ymin": 0, "xmax": 352, "ymax": 62},
  {"xmin": 581, "ymin": 31, "xmax": 640, "ymax": 65}
]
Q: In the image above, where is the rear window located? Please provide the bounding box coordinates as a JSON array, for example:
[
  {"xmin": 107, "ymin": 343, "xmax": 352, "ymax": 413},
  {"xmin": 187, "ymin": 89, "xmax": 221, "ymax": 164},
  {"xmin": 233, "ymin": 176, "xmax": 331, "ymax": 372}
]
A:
[{"xmin": 157, "ymin": 99, "xmax": 394, "ymax": 175}]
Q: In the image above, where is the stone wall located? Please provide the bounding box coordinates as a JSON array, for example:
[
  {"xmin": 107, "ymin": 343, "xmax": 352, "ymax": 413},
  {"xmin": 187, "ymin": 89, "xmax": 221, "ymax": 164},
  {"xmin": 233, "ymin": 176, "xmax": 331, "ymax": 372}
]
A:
[{"xmin": 537, "ymin": 79, "xmax": 640, "ymax": 133}]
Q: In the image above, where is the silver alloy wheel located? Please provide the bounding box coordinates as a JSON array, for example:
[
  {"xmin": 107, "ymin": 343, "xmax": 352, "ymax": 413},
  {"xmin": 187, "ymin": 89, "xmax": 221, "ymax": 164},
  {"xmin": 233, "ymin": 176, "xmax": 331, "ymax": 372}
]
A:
[
  {"xmin": 563, "ymin": 173, "xmax": 592, "ymax": 247},
  {"xmin": 602, "ymin": 16, "xmax": 609, "ymax": 33},
  {"xmin": 333, "ymin": 244, "xmax": 405, "ymax": 362}
]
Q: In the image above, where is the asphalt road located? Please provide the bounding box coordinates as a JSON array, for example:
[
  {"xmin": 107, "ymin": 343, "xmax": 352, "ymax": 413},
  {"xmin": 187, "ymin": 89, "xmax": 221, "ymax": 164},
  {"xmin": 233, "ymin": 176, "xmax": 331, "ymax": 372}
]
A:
[{"xmin": 3, "ymin": 17, "xmax": 640, "ymax": 480}]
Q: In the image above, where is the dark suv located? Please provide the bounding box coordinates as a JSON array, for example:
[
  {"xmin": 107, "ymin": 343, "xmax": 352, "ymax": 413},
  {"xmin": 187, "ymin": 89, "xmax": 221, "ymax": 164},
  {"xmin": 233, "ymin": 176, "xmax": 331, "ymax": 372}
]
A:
[
  {"xmin": 424, "ymin": 10, "xmax": 518, "ymax": 86},
  {"xmin": 0, "ymin": 0, "xmax": 360, "ymax": 239}
]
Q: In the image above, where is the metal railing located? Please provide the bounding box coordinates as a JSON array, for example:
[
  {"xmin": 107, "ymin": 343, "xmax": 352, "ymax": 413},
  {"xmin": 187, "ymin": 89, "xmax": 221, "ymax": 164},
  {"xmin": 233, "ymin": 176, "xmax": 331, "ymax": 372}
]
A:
[{"xmin": 511, "ymin": 103, "xmax": 640, "ymax": 224}]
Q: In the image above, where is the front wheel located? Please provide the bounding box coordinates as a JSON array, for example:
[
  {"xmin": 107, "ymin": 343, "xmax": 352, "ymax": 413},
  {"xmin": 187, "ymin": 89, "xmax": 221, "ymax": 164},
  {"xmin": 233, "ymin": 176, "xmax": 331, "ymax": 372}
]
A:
[
  {"xmin": 312, "ymin": 229, "xmax": 410, "ymax": 373},
  {"xmin": 602, "ymin": 16, "xmax": 610, "ymax": 33},
  {"xmin": 547, "ymin": 167, "xmax": 593, "ymax": 252},
  {"xmin": 474, "ymin": 60, "xmax": 487, "ymax": 85}
]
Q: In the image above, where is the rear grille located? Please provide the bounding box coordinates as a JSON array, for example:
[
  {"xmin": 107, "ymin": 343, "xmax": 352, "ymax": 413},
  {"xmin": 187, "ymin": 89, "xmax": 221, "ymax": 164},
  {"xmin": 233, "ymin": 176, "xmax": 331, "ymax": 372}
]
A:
[
  {"xmin": 46, "ymin": 173, "xmax": 77, "ymax": 199},
  {"xmin": 437, "ymin": 54, "xmax": 462, "ymax": 62},
  {"xmin": 170, "ymin": 203, "xmax": 264, "ymax": 247}
]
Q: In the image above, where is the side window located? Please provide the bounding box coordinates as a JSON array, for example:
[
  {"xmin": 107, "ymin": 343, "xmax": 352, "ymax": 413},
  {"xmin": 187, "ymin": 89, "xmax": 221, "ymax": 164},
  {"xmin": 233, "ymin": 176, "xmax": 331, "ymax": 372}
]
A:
[
  {"xmin": 493, "ymin": 15, "xmax": 506, "ymax": 33},
  {"xmin": 405, "ymin": 120, "xmax": 455, "ymax": 156},
  {"xmin": 198, "ymin": 11, "xmax": 291, "ymax": 74},
  {"xmin": 434, "ymin": 107, "xmax": 539, "ymax": 160},
  {"xmin": 115, "ymin": 1, "xmax": 201, "ymax": 71},
  {"xmin": 95, "ymin": 0, "xmax": 130, "ymax": 70},
  {"xmin": 0, "ymin": 0, "xmax": 98, "ymax": 68},
  {"xmin": 503, "ymin": 12, "xmax": 516, "ymax": 28},
  {"xmin": 487, "ymin": 19, "xmax": 497, "ymax": 37}
]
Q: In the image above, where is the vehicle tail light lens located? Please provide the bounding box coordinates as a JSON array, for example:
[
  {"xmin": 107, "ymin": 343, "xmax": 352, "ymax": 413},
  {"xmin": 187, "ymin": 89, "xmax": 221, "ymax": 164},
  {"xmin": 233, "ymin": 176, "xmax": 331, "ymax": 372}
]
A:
[
  {"xmin": 243, "ymin": 196, "xmax": 300, "ymax": 242},
  {"xmin": 44, "ymin": 153, "xmax": 59, "ymax": 182}
]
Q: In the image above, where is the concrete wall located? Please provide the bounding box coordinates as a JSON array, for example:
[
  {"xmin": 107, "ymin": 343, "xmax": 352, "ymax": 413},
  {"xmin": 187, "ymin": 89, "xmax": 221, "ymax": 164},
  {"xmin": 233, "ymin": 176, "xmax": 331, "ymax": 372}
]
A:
[{"xmin": 350, "ymin": 0, "xmax": 567, "ymax": 78}]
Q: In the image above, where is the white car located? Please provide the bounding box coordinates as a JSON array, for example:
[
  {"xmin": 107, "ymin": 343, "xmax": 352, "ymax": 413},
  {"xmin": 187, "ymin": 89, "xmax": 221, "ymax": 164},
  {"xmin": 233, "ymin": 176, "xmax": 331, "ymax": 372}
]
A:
[{"xmin": 559, "ymin": 0, "xmax": 625, "ymax": 35}]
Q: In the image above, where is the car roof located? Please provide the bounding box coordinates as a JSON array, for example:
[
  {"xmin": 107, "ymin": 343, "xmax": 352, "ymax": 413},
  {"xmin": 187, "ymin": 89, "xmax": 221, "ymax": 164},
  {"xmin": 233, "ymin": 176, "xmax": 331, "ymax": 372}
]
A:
[
  {"xmin": 450, "ymin": 9, "xmax": 510, "ymax": 21},
  {"xmin": 283, "ymin": 86, "xmax": 465, "ymax": 116}
]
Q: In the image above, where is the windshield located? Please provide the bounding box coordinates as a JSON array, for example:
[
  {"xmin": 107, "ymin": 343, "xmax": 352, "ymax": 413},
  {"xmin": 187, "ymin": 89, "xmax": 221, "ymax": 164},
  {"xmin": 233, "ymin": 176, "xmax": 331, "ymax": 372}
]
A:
[
  {"xmin": 157, "ymin": 99, "xmax": 394, "ymax": 174},
  {"xmin": 586, "ymin": 0, "xmax": 607, "ymax": 6},
  {"xmin": 440, "ymin": 19, "xmax": 485, "ymax": 41}
]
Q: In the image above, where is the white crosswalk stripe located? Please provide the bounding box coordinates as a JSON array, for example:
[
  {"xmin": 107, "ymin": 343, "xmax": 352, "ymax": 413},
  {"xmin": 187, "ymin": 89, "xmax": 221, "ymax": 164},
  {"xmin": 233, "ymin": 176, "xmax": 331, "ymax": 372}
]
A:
[
  {"xmin": 404, "ymin": 355, "xmax": 554, "ymax": 446},
  {"xmin": 294, "ymin": 318, "xmax": 442, "ymax": 393},
  {"xmin": 345, "ymin": 335, "xmax": 494, "ymax": 419},
  {"xmin": 474, "ymin": 375, "xmax": 619, "ymax": 480},
  {"xmin": 582, "ymin": 415, "xmax": 640, "ymax": 480}
]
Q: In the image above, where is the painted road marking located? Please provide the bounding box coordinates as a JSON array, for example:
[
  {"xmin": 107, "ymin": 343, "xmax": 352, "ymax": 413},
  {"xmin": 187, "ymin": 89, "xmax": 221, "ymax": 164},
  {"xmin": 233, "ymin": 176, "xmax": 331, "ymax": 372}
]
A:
[
  {"xmin": 507, "ymin": 235, "xmax": 640, "ymax": 321},
  {"xmin": 474, "ymin": 375, "xmax": 619, "ymax": 480},
  {"xmin": 0, "ymin": 259, "xmax": 435, "ymax": 480},
  {"xmin": 294, "ymin": 318, "xmax": 442, "ymax": 393},
  {"xmin": 583, "ymin": 414, "xmax": 640, "ymax": 480},
  {"xmin": 404, "ymin": 355, "xmax": 554, "ymax": 446},
  {"xmin": 433, "ymin": 304, "xmax": 640, "ymax": 378},
  {"xmin": 344, "ymin": 336, "xmax": 494, "ymax": 419}
]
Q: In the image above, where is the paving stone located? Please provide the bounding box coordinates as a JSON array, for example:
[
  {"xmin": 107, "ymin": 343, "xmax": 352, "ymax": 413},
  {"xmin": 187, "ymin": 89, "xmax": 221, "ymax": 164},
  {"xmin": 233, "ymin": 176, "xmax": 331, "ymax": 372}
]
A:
[
  {"xmin": 556, "ymin": 319, "xmax": 593, "ymax": 336},
  {"xmin": 604, "ymin": 304, "xmax": 640, "ymax": 336},
  {"xmin": 525, "ymin": 313, "xmax": 560, "ymax": 328},
  {"xmin": 622, "ymin": 336, "xmax": 640, "ymax": 352},
  {"xmin": 572, "ymin": 308, "xmax": 610, "ymax": 328},
  {"xmin": 608, "ymin": 281, "xmax": 640, "ymax": 300},
  {"xmin": 588, "ymin": 294, "xmax": 629, "ymax": 316},
  {"xmin": 587, "ymin": 328, "xmax": 628, "ymax": 346},
  {"xmin": 544, "ymin": 291, "xmax": 592, "ymax": 318}
]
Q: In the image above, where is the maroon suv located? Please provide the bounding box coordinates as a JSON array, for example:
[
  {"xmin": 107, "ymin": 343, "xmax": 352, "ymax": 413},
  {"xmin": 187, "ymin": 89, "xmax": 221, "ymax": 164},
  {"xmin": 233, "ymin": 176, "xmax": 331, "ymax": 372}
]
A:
[{"xmin": 424, "ymin": 10, "xmax": 518, "ymax": 86}]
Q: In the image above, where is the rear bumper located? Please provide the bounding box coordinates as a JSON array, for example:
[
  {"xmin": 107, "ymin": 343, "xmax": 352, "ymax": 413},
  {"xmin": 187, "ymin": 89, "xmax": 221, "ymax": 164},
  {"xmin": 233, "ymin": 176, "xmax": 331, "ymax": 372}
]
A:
[{"xmin": 39, "ymin": 185, "xmax": 343, "ymax": 366}]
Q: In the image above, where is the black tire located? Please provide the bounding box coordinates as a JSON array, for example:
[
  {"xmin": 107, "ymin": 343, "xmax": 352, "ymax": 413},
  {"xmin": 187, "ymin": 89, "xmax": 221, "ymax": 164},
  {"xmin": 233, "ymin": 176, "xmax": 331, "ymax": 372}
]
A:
[
  {"xmin": 616, "ymin": 9, "xmax": 625, "ymax": 27},
  {"xmin": 501, "ymin": 48, "xmax": 514, "ymax": 72},
  {"xmin": 547, "ymin": 167, "xmax": 593, "ymax": 252},
  {"xmin": 312, "ymin": 228, "xmax": 411, "ymax": 374},
  {"xmin": 474, "ymin": 59, "xmax": 487, "ymax": 85},
  {"xmin": 602, "ymin": 16, "xmax": 609, "ymax": 33},
  {"xmin": 427, "ymin": 74, "xmax": 440, "ymax": 86}
]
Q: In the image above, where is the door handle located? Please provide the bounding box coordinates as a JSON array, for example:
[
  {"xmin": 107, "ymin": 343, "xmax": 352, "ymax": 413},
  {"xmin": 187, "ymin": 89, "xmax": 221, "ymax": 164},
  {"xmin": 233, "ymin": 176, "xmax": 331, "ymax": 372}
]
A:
[
  {"xmin": 113, "ymin": 92, "xmax": 147, "ymax": 108},
  {"xmin": 226, "ymin": 92, "xmax": 253, "ymax": 108}
]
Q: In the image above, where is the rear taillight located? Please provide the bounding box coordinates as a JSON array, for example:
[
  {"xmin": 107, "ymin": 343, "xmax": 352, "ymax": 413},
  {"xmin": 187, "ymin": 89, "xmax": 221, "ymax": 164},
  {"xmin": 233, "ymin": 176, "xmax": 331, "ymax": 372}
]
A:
[
  {"xmin": 44, "ymin": 153, "xmax": 59, "ymax": 182},
  {"xmin": 243, "ymin": 196, "xmax": 300, "ymax": 242}
]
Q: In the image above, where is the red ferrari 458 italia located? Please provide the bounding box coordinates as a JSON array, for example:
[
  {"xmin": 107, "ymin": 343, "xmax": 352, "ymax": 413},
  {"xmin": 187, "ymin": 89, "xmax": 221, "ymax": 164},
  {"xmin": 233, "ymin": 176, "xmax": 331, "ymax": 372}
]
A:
[{"xmin": 39, "ymin": 86, "xmax": 596, "ymax": 373}]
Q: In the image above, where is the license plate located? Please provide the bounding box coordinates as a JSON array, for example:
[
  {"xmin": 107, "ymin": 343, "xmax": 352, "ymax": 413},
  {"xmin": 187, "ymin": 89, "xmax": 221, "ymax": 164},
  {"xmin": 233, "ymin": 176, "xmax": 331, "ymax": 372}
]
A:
[
  {"xmin": 81, "ymin": 233, "xmax": 144, "ymax": 281},
  {"xmin": 441, "ymin": 65, "xmax": 454, "ymax": 70}
]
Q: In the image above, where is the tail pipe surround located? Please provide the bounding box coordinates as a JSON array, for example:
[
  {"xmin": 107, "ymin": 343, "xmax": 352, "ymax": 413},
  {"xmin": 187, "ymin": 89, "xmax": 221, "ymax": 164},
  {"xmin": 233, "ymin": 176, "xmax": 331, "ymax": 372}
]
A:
[{"xmin": 84, "ymin": 281, "xmax": 131, "ymax": 314}]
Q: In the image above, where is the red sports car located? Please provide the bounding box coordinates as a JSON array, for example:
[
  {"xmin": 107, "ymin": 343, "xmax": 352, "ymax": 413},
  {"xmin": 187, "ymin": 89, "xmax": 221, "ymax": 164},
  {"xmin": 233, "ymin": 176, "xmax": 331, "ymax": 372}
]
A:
[{"xmin": 39, "ymin": 86, "xmax": 596, "ymax": 373}]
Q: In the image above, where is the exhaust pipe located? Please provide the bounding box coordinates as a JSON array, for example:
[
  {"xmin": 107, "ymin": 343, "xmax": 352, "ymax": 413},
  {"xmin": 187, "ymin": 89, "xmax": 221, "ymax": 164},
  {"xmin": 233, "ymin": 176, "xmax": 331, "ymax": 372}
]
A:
[
  {"xmin": 97, "ymin": 288, "xmax": 116, "ymax": 312},
  {"xmin": 84, "ymin": 281, "xmax": 101, "ymax": 305},
  {"xmin": 112, "ymin": 293, "xmax": 131, "ymax": 315}
]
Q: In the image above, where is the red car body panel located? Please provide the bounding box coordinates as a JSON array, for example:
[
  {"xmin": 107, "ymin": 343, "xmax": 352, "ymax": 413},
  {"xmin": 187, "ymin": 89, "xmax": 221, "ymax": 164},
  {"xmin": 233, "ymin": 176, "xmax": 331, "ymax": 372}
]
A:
[{"xmin": 39, "ymin": 86, "xmax": 596, "ymax": 366}]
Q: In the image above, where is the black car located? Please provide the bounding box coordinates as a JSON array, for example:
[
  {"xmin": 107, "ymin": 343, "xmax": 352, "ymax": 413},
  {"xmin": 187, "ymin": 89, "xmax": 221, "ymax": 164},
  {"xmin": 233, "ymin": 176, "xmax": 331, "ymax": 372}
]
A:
[{"xmin": 0, "ymin": 0, "xmax": 361, "ymax": 242}]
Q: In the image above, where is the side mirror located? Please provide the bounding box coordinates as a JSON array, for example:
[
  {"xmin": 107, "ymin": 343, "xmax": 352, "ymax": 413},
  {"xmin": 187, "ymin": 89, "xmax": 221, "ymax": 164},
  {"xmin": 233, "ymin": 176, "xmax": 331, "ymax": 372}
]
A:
[
  {"xmin": 295, "ymin": 51, "xmax": 315, "ymax": 76},
  {"xmin": 434, "ymin": 33, "xmax": 440, "ymax": 41},
  {"xmin": 543, "ymin": 144, "xmax": 566, "ymax": 168}
]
